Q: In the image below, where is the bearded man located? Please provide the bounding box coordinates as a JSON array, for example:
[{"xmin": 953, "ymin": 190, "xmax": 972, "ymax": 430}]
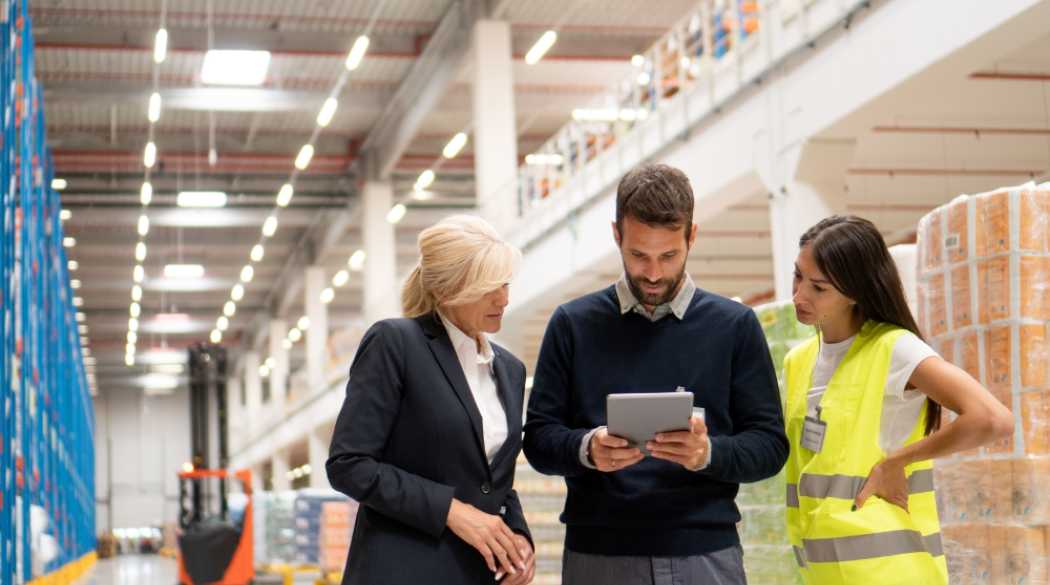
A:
[{"xmin": 523, "ymin": 163, "xmax": 789, "ymax": 585}]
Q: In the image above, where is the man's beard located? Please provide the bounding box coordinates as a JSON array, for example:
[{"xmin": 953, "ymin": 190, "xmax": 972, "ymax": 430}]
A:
[{"xmin": 625, "ymin": 264, "xmax": 686, "ymax": 307}]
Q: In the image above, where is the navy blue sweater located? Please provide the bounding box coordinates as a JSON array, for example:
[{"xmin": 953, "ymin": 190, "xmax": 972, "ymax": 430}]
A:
[{"xmin": 522, "ymin": 285, "xmax": 789, "ymax": 557}]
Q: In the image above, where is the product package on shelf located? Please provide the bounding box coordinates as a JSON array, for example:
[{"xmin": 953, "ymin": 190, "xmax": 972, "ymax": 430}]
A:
[
  {"xmin": 263, "ymin": 491, "xmax": 298, "ymax": 564},
  {"xmin": 739, "ymin": 301, "xmax": 814, "ymax": 585},
  {"xmin": 917, "ymin": 183, "xmax": 1050, "ymax": 585}
]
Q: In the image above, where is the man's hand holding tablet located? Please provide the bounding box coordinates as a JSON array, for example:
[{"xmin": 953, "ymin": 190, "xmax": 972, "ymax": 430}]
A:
[
  {"xmin": 647, "ymin": 415, "xmax": 709, "ymax": 470},
  {"xmin": 588, "ymin": 428, "xmax": 645, "ymax": 472}
]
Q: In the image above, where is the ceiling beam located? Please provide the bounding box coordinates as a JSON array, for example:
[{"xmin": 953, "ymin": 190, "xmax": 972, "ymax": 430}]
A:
[{"xmin": 359, "ymin": 0, "xmax": 478, "ymax": 180}]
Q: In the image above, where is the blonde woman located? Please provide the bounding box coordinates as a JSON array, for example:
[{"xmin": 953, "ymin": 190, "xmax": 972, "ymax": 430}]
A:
[{"xmin": 327, "ymin": 215, "xmax": 535, "ymax": 585}]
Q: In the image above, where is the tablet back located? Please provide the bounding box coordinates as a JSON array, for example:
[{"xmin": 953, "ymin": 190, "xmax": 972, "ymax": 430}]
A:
[{"xmin": 606, "ymin": 392, "xmax": 694, "ymax": 456}]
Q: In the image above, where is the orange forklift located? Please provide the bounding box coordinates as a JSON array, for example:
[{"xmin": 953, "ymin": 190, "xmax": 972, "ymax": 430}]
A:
[{"xmin": 176, "ymin": 344, "xmax": 255, "ymax": 585}]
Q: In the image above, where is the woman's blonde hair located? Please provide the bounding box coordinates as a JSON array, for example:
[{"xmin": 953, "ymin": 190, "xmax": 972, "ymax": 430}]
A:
[{"xmin": 401, "ymin": 215, "xmax": 522, "ymax": 318}]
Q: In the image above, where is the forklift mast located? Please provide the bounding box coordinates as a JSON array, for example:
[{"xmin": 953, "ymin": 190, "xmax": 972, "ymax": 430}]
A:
[{"xmin": 187, "ymin": 343, "xmax": 230, "ymax": 524}]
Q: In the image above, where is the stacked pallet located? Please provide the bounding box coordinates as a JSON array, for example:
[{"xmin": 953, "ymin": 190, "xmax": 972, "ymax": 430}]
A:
[
  {"xmin": 318, "ymin": 500, "xmax": 358, "ymax": 574},
  {"xmin": 264, "ymin": 492, "xmax": 298, "ymax": 564},
  {"xmin": 917, "ymin": 183, "xmax": 1050, "ymax": 585},
  {"xmin": 740, "ymin": 301, "xmax": 814, "ymax": 585},
  {"xmin": 294, "ymin": 490, "xmax": 351, "ymax": 565}
]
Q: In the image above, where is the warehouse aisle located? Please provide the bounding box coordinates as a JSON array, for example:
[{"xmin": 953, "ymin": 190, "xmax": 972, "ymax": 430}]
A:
[{"xmin": 76, "ymin": 555, "xmax": 180, "ymax": 585}]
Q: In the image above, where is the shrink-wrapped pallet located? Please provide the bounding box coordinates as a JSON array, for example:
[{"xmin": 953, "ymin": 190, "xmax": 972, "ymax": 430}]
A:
[
  {"xmin": 737, "ymin": 301, "xmax": 814, "ymax": 585},
  {"xmin": 318, "ymin": 500, "xmax": 358, "ymax": 574},
  {"xmin": 918, "ymin": 182, "xmax": 1050, "ymax": 585}
]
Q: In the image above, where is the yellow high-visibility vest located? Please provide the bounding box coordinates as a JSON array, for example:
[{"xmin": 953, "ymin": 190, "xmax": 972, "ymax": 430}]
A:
[{"xmin": 784, "ymin": 321, "xmax": 948, "ymax": 585}]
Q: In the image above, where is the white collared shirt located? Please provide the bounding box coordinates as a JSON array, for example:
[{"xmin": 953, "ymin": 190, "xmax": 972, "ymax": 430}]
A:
[{"xmin": 439, "ymin": 312, "xmax": 508, "ymax": 463}]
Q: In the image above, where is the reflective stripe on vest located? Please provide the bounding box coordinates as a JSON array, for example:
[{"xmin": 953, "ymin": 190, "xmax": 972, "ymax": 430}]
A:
[
  {"xmin": 803, "ymin": 530, "xmax": 945, "ymax": 563},
  {"xmin": 786, "ymin": 469, "xmax": 935, "ymax": 509}
]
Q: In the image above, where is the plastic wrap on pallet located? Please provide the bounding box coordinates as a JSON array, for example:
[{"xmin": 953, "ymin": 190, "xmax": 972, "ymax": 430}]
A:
[
  {"xmin": 318, "ymin": 500, "xmax": 358, "ymax": 573},
  {"xmin": 918, "ymin": 183, "xmax": 1050, "ymax": 585},
  {"xmin": 738, "ymin": 301, "xmax": 813, "ymax": 585}
]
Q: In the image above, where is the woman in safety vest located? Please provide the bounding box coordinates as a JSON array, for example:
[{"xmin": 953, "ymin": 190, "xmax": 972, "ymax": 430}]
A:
[{"xmin": 784, "ymin": 215, "xmax": 1014, "ymax": 585}]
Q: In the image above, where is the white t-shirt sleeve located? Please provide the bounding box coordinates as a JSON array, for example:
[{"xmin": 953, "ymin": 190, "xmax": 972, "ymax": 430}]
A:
[
  {"xmin": 879, "ymin": 333, "xmax": 940, "ymax": 454},
  {"xmin": 886, "ymin": 333, "xmax": 940, "ymax": 398}
]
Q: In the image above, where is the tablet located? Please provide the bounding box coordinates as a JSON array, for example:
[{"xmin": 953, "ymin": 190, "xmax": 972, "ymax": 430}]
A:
[{"xmin": 607, "ymin": 392, "xmax": 695, "ymax": 456}]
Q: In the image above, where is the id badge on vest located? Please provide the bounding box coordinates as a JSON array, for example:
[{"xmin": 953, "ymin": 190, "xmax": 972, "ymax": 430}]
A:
[{"xmin": 800, "ymin": 405, "xmax": 827, "ymax": 453}]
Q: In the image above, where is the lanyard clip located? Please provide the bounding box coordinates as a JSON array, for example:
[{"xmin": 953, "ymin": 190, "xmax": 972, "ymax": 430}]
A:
[{"xmin": 815, "ymin": 405, "xmax": 823, "ymax": 421}]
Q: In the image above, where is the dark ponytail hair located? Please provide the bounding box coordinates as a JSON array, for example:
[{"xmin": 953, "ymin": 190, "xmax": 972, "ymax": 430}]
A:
[{"xmin": 800, "ymin": 215, "xmax": 941, "ymax": 437}]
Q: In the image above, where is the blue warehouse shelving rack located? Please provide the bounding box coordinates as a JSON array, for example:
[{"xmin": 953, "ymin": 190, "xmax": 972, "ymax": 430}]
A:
[{"xmin": 1, "ymin": 1, "xmax": 96, "ymax": 584}]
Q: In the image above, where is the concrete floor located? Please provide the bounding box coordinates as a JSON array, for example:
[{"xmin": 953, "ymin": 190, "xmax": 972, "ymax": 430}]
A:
[{"xmin": 75, "ymin": 555, "xmax": 181, "ymax": 585}]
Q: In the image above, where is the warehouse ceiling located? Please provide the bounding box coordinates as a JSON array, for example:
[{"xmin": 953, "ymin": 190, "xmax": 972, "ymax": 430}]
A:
[{"xmin": 38, "ymin": 0, "xmax": 702, "ymax": 392}]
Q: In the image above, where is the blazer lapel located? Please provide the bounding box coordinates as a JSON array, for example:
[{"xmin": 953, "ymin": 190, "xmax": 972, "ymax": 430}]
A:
[
  {"xmin": 420, "ymin": 315, "xmax": 486, "ymax": 455},
  {"xmin": 488, "ymin": 348, "xmax": 521, "ymax": 469}
]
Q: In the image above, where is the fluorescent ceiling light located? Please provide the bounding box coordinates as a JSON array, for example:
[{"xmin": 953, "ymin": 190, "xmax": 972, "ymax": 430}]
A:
[
  {"xmin": 52, "ymin": 178, "xmax": 68, "ymax": 190},
  {"xmin": 525, "ymin": 154, "xmax": 565, "ymax": 165},
  {"xmin": 150, "ymin": 364, "xmax": 185, "ymax": 374},
  {"xmin": 137, "ymin": 215, "xmax": 149, "ymax": 236},
  {"xmin": 148, "ymin": 92, "xmax": 161, "ymax": 122},
  {"xmin": 333, "ymin": 269, "xmax": 349, "ymax": 287},
  {"xmin": 387, "ymin": 204, "xmax": 406, "ymax": 224},
  {"xmin": 217, "ymin": 316, "xmax": 229, "ymax": 331},
  {"xmin": 144, "ymin": 142, "xmax": 157, "ymax": 167},
  {"xmin": 262, "ymin": 216, "xmax": 278, "ymax": 237},
  {"xmin": 250, "ymin": 245, "xmax": 264, "ymax": 262},
  {"xmin": 129, "ymin": 318, "xmax": 139, "ymax": 332},
  {"xmin": 71, "ymin": 279, "xmax": 82, "ymax": 289},
  {"xmin": 155, "ymin": 313, "xmax": 190, "ymax": 321},
  {"xmin": 443, "ymin": 133, "xmax": 468, "ymax": 159},
  {"xmin": 282, "ymin": 339, "xmax": 292, "ymax": 350},
  {"xmin": 631, "ymin": 54, "xmax": 645, "ymax": 67},
  {"xmin": 637, "ymin": 72, "xmax": 651, "ymax": 86},
  {"xmin": 131, "ymin": 285, "xmax": 142, "ymax": 301},
  {"xmin": 200, "ymin": 50, "xmax": 272, "ymax": 86},
  {"xmin": 83, "ymin": 357, "xmax": 97, "ymax": 365},
  {"xmin": 141, "ymin": 182, "xmax": 153, "ymax": 205},
  {"xmin": 154, "ymin": 29, "xmax": 168, "ymax": 63},
  {"xmin": 144, "ymin": 387, "xmax": 174, "ymax": 396},
  {"xmin": 133, "ymin": 265, "xmax": 145, "ymax": 283},
  {"xmin": 63, "ymin": 237, "xmax": 75, "ymax": 247},
  {"xmin": 297, "ymin": 316, "xmax": 310, "ymax": 331},
  {"xmin": 163, "ymin": 264, "xmax": 205, "ymax": 278},
  {"xmin": 259, "ymin": 365, "xmax": 270, "ymax": 378},
  {"xmin": 276, "ymin": 184, "xmax": 293, "ymax": 207},
  {"xmin": 72, "ymin": 297, "xmax": 84, "ymax": 307},
  {"xmin": 126, "ymin": 354, "xmax": 135, "ymax": 366},
  {"xmin": 128, "ymin": 331, "xmax": 137, "ymax": 344},
  {"xmin": 288, "ymin": 327, "xmax": 303, "ymax": 342},
  {"xmin": 210, "ymin": 329, "xmax": 222, "ymax": 343},
  {"xmin": 525, "ymin": 30, "xmax": 557, "ymax": 65},
  {"xmin": 231, "ymin": 284, "xmax": 244, "ymax": 301},
  {"xmin": 177, "ymin": 191, "xmax": 227, "ymax": 208},
  {"xmin": 240, "ymin": 265, "xmax": 254, "ymax": 283},
  {"xmin": 320, "ymin": 287, "xmax": 335, "ymax": 304},
  {"xmin": 345, "ymin": 35, "xmax": 370, "ymax": 70},
  {"xmin": 140, "ymin": 374, "xmax": 180, "ymax": 389},
  {"xmin": 294, "ymin": 144, "xmax": 314, "ymax": 170},
  {"xmin": 60, "ymin": 209, "xmax": 71, "ymax": 220},
  {"xmin": 69, "ymin": 260, "xmax": 79, "ymax": 271},
  {"xmin": 317, "ymin": 98, "xmax": 338, "ymax": 127},
  {"xmin": 265, "ymin": 357, "xmax": 275, "ymax": 368},
  {"xmin": 224, "ymin": 301, "xmax": 236, "ymax": 317},
  {"xmin": 139, "ymin": 349, "xmax": 185, "ymax": 365},
  {"xmin": 413, "ymin": 170, "xmax": 435, "ymax": 192},
  {"xmin": 76, "ymin": 312, "xmax": 86, "ymax": 322},
  {"xmin": 130, "ymin": 303, "xmax": 141, "ymax": 318},
  {"xmin": 348, "ymin": 250, "xmax": 365, "ymax": 271},
  {"xmin": 135, "ymin": 242, "xmax": 147, "ymax": 261}
]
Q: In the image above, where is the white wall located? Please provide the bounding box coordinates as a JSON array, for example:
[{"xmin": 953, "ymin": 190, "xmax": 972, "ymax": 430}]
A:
[{"xmin": 93, "ymin": 387, "xmax": 191, "ymax": 532}]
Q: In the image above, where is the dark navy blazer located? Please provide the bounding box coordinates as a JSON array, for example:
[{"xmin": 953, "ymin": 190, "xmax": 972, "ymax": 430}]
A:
[{"xmin": 326, "ymin": 313, "xmax": 531, "ymax": 585}]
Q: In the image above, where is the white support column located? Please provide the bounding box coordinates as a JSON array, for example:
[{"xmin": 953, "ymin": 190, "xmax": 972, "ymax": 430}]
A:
[
  {"xmin": 472, "ymin": 20, "xmax": 518, "ymax": 225},
  {"xmin": 271, "ymin": 452, "xmax": 291, "ymax": 492},
  {"xmin": 362, "ymin": 181, "xmax": 398, "ymax": 324},
  {"xmin": 308, "ymin": 428, "xmax": 330, "ymax": 489},
  {"xmin": 765, "ymin": 141, "xmax": 852, "ymax": 300},
  {"xmin": 305, "ymin": 266, "xmax": 329, "ymax": 392},
  {"xmin": 268, "ymin": 319, "xmax": 288, "ymax": 404},
  {"xmin": 244, "ymin": 352, "xmax": 261, "ymax": 434}
]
